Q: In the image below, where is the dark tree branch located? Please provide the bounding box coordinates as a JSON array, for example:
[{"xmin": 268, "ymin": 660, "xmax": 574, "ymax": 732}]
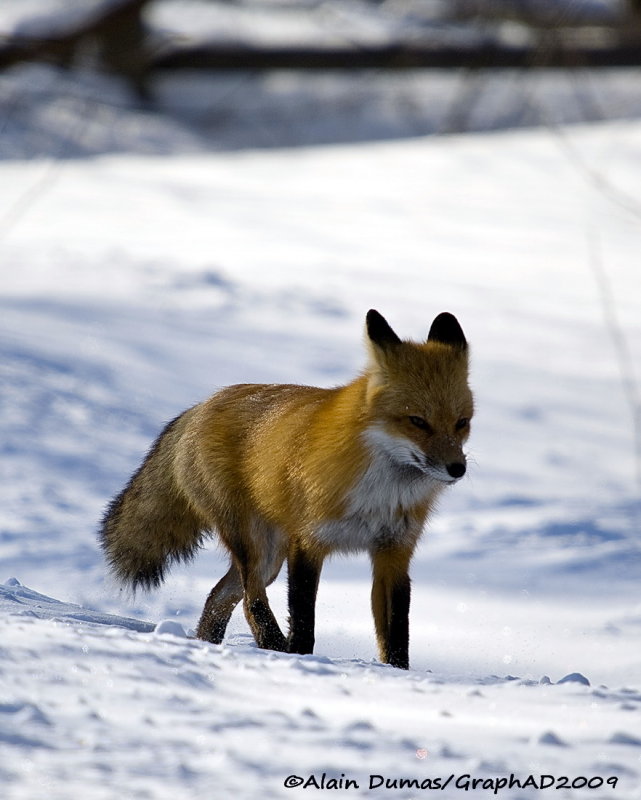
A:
[{"xmin": 150, "ymin": 37, "xmax": 641, "ymax": 73}]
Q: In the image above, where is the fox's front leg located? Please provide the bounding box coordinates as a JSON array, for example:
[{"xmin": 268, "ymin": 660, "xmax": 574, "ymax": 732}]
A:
[
  {"xmin": 287, "ymin": 544, "xmax": 324, "ymax": 655},
  {"xmin": 370, "ymin": 546, "xmax": 413, "ymax": 669}
]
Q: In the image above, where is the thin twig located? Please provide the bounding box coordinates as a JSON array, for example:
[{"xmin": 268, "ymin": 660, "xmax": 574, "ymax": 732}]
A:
[{"xmin": 587, "ymin": 228, "xmax": 641, "ymax": 494}]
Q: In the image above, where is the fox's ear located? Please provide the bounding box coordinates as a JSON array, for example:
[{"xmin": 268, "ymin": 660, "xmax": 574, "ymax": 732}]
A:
[
  {"xmin": 365, "ymin": 310, "xmax": 400, "ymax": 396},
  {"xmin": 428, "ymin": 312, "xmax": 467, "ymax": 350},
  {"xmin": 366, "ymin": 309, "xmax": 402, "ymax": 351}
]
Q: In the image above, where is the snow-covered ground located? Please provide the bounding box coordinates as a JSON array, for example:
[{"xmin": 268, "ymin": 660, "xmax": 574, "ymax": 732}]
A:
[{"xmin": 1, "ymin": 53, "xmax": 641, "ymax": 800}]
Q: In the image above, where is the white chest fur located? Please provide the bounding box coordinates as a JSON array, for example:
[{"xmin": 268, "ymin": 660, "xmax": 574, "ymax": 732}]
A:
[{"xmin": 313, "ymin": 428, "xmax": 441, "ymax": 553}]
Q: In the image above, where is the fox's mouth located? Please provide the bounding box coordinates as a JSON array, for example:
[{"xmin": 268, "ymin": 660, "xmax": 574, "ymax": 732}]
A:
[
  {"xmin": 437, "ymin": 474, "xmax": 460, "ymax": 484},
  {"xmin": 427, "ymin": 469, "xmax": 459, "ymax": 484},
  {"xmin": 410, "ymin": 453, "xmax": 465, "ymax": 484}
]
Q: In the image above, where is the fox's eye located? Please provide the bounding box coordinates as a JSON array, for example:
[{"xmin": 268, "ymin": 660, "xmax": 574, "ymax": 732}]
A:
[
  {"xmin": 409, "ymin": 416, "xmax": 432, "ymax": 433},
  {"xmin": 455, "ymin": 417, "xmax": 469, "ymax": 431}
]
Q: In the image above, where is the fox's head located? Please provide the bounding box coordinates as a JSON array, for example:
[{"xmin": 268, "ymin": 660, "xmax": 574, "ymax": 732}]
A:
[{"xmin": 363, "ymin": 309, "xmax": 474, "ymax": 485}]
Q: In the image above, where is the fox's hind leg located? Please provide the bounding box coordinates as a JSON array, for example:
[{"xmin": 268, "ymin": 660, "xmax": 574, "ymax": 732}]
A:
[
  {"xmin": 241, "ymin": 535, "xmax": 288, "ymax": 652},
  {"xmin": 196, "ymin": 564, "xmax": 244, "ymax": 644},
  {"xmin": 196, "ymin": 535, "xmax": 286, "ymax": 647},
  {"xmin": 204, "ymin": 518, "xmax": 287, "ymax": 652},
  {"xmin": 241, "ymin": 567, "xmax": 288, "ymax": 652}
]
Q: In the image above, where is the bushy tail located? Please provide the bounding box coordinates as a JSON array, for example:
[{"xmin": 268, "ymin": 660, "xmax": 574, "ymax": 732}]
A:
[{"xmin": 99, "ymin": 412, "xmax": 206, "ymax": 591}]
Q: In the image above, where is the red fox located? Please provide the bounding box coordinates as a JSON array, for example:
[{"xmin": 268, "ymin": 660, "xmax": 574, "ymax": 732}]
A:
[{"xmin": 100, "ymin": 310, "xmax": 473, "ymax": 669}]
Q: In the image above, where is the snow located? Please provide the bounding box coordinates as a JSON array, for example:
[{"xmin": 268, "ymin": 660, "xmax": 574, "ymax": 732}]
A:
[
  {"xmin": 1, "ymin": 581, "xmax": 640, "ymax": 799},
  {"xmin": 1, "ymin": 48, "xmax": 641, "ymax": 800}
]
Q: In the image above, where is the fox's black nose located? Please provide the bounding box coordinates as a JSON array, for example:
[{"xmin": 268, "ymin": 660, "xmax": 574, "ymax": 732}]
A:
[{"xmin": 447, "ymin": 462, "xmax": 466, "ymax": 479}]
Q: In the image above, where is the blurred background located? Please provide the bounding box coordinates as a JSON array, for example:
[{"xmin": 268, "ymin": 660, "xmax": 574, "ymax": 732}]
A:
[{"xmin": 2, "ymin": 0, "xmax": 641, "ymax": 155}]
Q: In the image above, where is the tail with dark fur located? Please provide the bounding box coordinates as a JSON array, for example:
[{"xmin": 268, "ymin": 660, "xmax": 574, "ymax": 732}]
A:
[{"xmin": 99, "ymin": 411, "xmax": 206, "ymax": 591}]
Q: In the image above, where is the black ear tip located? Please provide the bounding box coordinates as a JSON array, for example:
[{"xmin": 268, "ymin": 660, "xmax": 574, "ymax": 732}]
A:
[
  {"xmin": 432, "ymin": 311, "xmax": 459, "ymax": 328},
  {"xmin": 428, "ymin": 312, "xmax": 467, "ymax": 348},
  {"xmin": 366, "ymin": 309, "xmax": 402, "ymax": 348}
]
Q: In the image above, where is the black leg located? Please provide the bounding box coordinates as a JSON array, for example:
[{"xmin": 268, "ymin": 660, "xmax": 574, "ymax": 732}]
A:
[
  {"xmin": 287, "ymin": 547, "xmax": 323, "ymax": 655},
  {"xmin": 387, "ymin": 575, "xmax": 411, "ymax": 669}
]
